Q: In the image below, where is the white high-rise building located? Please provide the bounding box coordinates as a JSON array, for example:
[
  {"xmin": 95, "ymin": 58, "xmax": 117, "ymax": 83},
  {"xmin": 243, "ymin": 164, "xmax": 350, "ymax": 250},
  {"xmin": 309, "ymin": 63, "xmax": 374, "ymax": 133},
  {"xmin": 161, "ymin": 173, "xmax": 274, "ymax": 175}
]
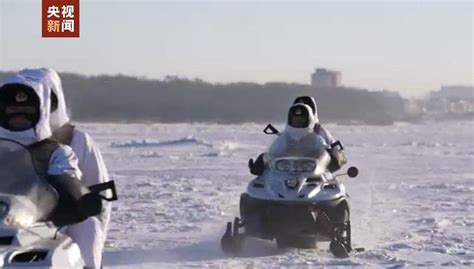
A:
[{"xmin": 311, "ymin": 68, "xmax": 341, "ymax": 88}]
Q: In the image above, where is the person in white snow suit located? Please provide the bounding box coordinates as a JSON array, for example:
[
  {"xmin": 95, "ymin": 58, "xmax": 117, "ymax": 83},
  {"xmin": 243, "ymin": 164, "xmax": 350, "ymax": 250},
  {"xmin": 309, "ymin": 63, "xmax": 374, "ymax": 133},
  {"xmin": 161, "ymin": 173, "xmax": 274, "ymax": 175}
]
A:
[
  {"xmin": 292, "ymin": 95, "xmax": 347, "ymax": 171},
  {"xmin": 249, "ymin": 100, "xmax": 347, "ymax": 175},
  {"xmin": 0, "ymin": 74, "xmax": 103, "ymax": 228},
  {"xmin": 267, "ymin": 103, "xmax": 328, "ymax": 159},
  {"xmin": 249, "ymin": 104, "xmax": 327, "ymax": 174},
  {"xmin": 293, "ymin": 96, "xmax": 336, "ymax": 146},
  {"xmin": 18, "ymin": 68, "xmax": 112, "ymax": 269}
]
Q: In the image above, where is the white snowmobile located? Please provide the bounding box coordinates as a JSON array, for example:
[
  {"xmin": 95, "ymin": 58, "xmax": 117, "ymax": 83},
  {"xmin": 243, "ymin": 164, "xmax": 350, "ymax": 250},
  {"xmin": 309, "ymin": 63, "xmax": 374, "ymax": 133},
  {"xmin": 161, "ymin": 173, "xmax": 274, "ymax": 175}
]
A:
[
  {"xmin": 0, "ymin": 138, "xmax": 117, "ymax": 268},
  {"xmin": 221, "ymin": 124, "xmax": 362, "ymax": 258}
]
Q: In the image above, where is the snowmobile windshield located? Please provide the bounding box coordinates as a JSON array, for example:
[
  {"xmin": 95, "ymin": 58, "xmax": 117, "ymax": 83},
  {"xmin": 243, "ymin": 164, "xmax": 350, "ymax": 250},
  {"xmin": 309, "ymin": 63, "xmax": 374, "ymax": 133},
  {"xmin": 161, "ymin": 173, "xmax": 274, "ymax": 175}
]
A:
[
  {"xmin": 0, "ymin": 139, "xmax": 57, "ymax": 227},
  {"xmin": 267, "ymin": 133, "xmax": 330, "ymax": 175},
  {"xmin": 268, "ymin": 133, "xmax": 327, "ymax": 160}
]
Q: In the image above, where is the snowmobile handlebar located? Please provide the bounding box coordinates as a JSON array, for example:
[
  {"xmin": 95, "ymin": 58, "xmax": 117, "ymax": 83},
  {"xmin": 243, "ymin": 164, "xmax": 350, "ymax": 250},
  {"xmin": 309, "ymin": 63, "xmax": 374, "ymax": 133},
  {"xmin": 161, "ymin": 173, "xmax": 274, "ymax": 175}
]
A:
[
  {"xmin": 263, "ymin": 124, "xmax": 279, "ymax": 135},
  {"xmin": 88, "ymin": 181, "xmax": 118, "ymax": 202},
  {"xmin": 330, "ymin": 140, "xmax": 344, "ymax": 151}
]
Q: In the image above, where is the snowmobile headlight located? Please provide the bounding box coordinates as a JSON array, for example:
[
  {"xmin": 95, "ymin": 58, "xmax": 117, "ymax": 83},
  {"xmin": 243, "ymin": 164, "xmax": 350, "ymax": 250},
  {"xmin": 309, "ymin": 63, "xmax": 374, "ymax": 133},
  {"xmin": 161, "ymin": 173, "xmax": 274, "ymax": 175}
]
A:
[
  {"xmin": 302, "ymin": 160, "xmax": 316, "ymax": 172},
  {"xmin": 294, "ymin": 160, "xmax": 316, "ymax": 172},
  {"xmin": 276, "ymin": 160, "xmax": 291, "ymax": 172}
]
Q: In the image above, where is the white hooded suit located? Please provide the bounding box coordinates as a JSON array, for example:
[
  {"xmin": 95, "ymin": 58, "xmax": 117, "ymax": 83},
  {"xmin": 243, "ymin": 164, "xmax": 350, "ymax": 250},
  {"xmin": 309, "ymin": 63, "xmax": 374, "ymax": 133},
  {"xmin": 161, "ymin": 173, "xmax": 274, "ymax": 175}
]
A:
[
  {"xmin": 18, "ymin": 68, "xmax": 111, "ymax": 268},
  {"xmin": 268, "ymin": 103, "xmax": 328, "ymax": 161},
  {"xmin": 0, "ymin": 74, "xmax": 81, "ymax": 178}
]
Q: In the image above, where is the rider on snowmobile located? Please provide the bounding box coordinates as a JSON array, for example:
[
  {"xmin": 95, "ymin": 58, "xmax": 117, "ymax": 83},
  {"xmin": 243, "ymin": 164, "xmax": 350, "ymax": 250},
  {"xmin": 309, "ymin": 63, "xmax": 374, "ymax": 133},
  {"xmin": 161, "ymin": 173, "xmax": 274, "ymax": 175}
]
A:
[
  {"xmin": 0, "ymin": 74, "xmax": 102, "ymax": 226},
  {"xmin": 293, "ymin": 96, "xmax": 334, "ymax": 145},
  {"xmin": 249, "ymin": 99, "xmax": 346, "ymax": 175},
  {"xmin": 293, "ymin": 96, "xmax": 346, "ymax": 171},
  {"xmin": 249, "ymin": 103, "xmax": 327, "ymax": 174},
  {"xmin": 17, "ymin": 67, "xmax": 112, "ymax": 269},
  {"xmin": 226, "ymin": 101, "xmax": 360, "ymax": 258},
  {"xmin": 268, "ymin": 103, "xmax": 327, "ymax": 158}
]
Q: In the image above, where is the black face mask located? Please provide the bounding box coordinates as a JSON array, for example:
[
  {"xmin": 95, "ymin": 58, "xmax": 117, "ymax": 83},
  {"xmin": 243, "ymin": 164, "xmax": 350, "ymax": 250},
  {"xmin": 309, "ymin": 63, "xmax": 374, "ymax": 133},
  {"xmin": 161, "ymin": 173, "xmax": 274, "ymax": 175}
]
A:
[
  {"xmin": 288, "ymin": 105, "xmax": 310, "ymax": 128},
  {"xmin": 2, "ymin": 111, "xmax": 39, "ymax": 131},
  {"xmin": 0, "ymin": 84, "xmax": 40, "ymax": 132}
]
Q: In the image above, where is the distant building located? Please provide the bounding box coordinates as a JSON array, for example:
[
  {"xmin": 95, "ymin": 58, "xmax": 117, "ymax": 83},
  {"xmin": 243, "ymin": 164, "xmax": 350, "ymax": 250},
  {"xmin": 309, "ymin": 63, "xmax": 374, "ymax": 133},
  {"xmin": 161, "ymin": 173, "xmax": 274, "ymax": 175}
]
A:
[
  {"xmin": 424, "ymin": 85, "xmax": 474, "ymax": 117},
  {"xmin": 431, "ymin": 85, "xmax": 474, "ymax": 101},
  {"xmin": 311, "ymin": 68, "xmax": 341, "ymax": 88}
]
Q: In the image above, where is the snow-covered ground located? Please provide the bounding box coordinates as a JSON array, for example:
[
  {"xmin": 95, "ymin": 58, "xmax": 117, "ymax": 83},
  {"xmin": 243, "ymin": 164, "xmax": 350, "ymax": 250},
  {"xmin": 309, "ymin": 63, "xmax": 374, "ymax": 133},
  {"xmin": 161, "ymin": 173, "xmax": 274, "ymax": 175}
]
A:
[{"xmin": 79, "ymin": 121, "xmax": 473, "ymax": 268}]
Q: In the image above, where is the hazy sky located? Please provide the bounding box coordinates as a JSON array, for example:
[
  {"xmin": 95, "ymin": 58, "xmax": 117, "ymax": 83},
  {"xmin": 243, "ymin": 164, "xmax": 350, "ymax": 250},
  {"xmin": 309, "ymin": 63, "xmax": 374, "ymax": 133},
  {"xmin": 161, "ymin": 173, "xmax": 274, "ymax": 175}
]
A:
[{"xmin": 1, "ymin": 0, "xmax": 472, "ymax": 97}]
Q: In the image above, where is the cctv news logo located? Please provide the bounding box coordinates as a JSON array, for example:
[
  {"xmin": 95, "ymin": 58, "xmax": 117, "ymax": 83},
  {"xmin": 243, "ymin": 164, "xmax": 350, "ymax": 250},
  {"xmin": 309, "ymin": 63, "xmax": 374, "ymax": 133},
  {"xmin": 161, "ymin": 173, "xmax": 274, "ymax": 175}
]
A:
[{"xmin": 42, "ymin": 0, "xmax": 80, "ymax": 38}]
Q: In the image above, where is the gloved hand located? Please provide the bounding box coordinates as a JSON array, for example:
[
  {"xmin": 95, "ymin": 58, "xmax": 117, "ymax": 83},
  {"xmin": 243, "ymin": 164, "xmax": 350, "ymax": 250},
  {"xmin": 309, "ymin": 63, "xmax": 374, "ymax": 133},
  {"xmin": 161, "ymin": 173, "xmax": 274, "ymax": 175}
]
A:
[
  {"xmin": 47, "ymin": 174, "xmax": 103, "ymax": 227},
  {"xmin": 249, "ymin": 153, "xmax": 266, "ymax": 176},
  {"xmin": 327, "ymin": 146, "xmax": 347, "ymax": 173}
]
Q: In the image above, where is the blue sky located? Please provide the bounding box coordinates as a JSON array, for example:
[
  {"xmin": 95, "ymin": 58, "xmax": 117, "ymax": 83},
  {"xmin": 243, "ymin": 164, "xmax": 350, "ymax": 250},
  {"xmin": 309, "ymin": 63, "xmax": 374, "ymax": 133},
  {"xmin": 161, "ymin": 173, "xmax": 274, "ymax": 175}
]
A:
[{"xmin": 1, "ymin": 0, "xmax": 472, "ymax": 97}]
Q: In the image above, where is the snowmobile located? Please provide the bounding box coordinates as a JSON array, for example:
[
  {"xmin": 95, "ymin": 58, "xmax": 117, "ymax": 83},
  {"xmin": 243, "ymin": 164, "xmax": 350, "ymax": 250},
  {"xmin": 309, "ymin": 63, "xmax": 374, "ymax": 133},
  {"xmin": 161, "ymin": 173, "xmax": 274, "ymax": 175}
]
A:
[
  {"xmin": 221, "ymin": 124, "xmax": 362, "ymax": 258},
  {"xmin": 0, "ymin": 138, "xmax": 118, "ymax": 268}
]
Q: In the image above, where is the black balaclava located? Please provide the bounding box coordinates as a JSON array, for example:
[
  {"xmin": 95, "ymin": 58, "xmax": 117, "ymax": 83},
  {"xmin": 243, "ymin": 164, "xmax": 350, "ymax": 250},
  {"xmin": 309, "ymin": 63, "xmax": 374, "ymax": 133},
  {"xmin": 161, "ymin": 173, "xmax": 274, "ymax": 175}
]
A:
[
  {"xmin": 288, "ymin": 104, "xmax": 311, "ymax": 128},
  {"xmin": 0, "ymin": 83, "xmax": 41, "ymax": 131}
]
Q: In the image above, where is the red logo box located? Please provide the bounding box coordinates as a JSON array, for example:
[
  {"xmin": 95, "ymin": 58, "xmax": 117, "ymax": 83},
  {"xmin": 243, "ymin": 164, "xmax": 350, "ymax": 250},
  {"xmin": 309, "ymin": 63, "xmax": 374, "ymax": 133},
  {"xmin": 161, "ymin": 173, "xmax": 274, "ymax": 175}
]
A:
[{"xmin": 42, "ymin": 0, "xmax": 80, "ymax": 38}]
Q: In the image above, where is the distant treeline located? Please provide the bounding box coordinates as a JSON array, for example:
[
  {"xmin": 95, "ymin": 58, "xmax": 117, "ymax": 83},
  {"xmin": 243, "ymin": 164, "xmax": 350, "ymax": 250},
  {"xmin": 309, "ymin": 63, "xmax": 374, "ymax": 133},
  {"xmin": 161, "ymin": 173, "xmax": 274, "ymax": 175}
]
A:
[{"xmin": 0, "ymin": 71, "xmax": 408, "ymax": 124}]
